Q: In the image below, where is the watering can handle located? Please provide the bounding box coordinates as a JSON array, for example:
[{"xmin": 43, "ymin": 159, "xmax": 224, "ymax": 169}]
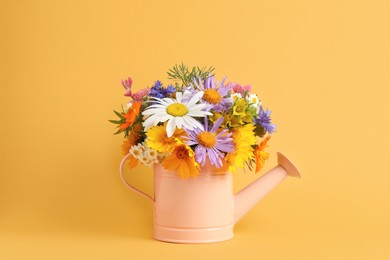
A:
[{"xmin": 119, "ymin": 153, "xmax": 154, "ymax": 202}]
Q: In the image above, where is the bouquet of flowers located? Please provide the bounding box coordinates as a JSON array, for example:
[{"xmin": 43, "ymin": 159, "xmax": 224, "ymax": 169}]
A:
[{"xmin": 110, "ymin": 64, "xmax": 276, "ymax": 178}]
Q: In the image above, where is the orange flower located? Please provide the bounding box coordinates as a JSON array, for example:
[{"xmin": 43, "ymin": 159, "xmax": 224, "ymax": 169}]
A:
[
  {"xmin": 121, "ymin": 125, "xmax": 141, "ymax": 169},
  {"xmin": 254, "ymin": 136, "xmax": 271, "ymax": 173},
  {"xmin": 119, "ymin": 102, "xmax": 142, "ymax": 131},
  {"xmin": 162, "ymin": 141, "xmax": 200, "ymax": 178}
]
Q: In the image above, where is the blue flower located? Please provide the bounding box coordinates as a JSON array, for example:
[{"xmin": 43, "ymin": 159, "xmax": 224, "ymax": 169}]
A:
[
  {"xmin": 149, "ymin": 81, "xmax": 176, "ymax": 99},
  {"xmin": 255, "ymin": 106, "xmax": 276, "ymax": 134},
  {"xmin": 149, "ymin": 81, "xmax": 164, "ymax": 98},
  {"xmin": 166, "ymin": 84, "xmax": 176, "ymax": 96}
]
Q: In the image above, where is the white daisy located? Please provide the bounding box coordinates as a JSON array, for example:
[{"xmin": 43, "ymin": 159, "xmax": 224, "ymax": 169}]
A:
[
  {"xmin": 247, "ymin": 93, "xmax": 260, "ymax": 107},
  {"xmin": 231, "ymin": 93, "xmax": 242, "ymax": 102},
  {"xmin": 129, "ymin": 144, "xmax": 143, "ymax": 159},
  {"xmin": 142, "ymin": 91, "xmax": 212, "ymax": 137},
  {"xmin": 130, "ymin": 142, "xmax": 161, "ymax": 166},
  {"xmin": 147, "ymin": 149, "xmax": 159, "ymax": 162}
]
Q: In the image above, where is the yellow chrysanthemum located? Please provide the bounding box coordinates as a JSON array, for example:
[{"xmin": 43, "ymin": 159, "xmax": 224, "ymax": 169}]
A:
[
  {"xmin": 146, "ymin": 124, "xmax": 186, "ymax": 153},
  {"xmin": 254, "ymin": 136, "xmax": 271, "ymax": 173},
  {"xmin": 162, "ymin": 141, "xmax": 200, "ymax": 178},
  {"xmin": 225, "ymin": 124, "xmax": 256, "ymax": 173}
]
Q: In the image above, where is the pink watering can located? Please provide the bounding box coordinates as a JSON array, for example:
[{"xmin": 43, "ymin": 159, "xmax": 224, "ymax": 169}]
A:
[{"xmin": 120, "ymin": 152, "xmax": 301, "ymax": 243}]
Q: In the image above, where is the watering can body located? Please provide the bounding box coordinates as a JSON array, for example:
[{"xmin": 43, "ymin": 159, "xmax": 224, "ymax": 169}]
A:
[
  {"xmin": 120, "ymin": 152, "xmax": 301, "ymax": 243},
  {"xmin": 153, "ymin": 164, "xmax": 235, "ymax": 243}
]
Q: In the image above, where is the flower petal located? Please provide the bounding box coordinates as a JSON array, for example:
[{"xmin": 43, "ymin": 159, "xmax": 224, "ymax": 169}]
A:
[
  {"xmin": 176, "ymin": 92, "xmax": 183, "ymax": 103},
  {"xmin": 166, "ymin": 118, "xmax": 176, "ymax": 137},
  {"xmin": 161, "ymin": 98, "xmax": 175, "ymax": 104},
  {"xmin": 185, "ymin": 116, "xmax": 204, "ymax": 131},
  {"xmin": 143, "ymin": 115, "xmax": 157, "ymax": 130},
  {"xmin": 182, "ymin": 118, "xmax": 193, "ymax": 130},
  {"xmin": 210, "ymin": 117, "xmax": 224, "ymax": 133},
  {"xmin": 195, "ymin": 145, "xmax": 206, "ymax": 166},
  {"xmin": 142, "ymin": 108, "xmax": 165, "ymax": 116},
  {"xmin": 187, "ymin": 91, "xmax": 204, "ymax": 107},
  {"xmin": 178, "ymin": 160, "xmax": 189, "ymax": 178},
  {"xmin": 175, "ymin": 117, "xmax": 183, "ymax": 129}
]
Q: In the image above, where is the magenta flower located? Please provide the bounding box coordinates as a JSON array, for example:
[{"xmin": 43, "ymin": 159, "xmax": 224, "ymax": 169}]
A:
[
  {"xmin": 185, "ymin": 117, "xmax": 235, "ymax": 168},
  {"xmin": 229, "ymin": 82, "xmax": 252, "ymax": 94},
  {"xmin": 121, "ymin": 76, "xmax": 150, "ymax": 101}
]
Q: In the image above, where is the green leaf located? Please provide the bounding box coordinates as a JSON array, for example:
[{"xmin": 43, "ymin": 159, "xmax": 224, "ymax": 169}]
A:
[
  {"xmin": 108, "ymin": 119, "xmax": 121, "ymax": 124},
  {"xmin": 114, "ymin": 129, "xmax": 123, "ymax": 135},
  {"xmin": 113, "ymin": 110, "xmax": 123, "ymax": 118}
]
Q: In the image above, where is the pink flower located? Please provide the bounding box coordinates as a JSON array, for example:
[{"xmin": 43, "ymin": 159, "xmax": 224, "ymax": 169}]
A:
[
  {"xmin": 229, "ymin": 82, "xmax": 252, "ymax": 94},
  {"xmin": 131, "ymin": 88, "xmax": 150, "ymax": 101},
  {"xmin": 121, "ymin": 77, "xmax": 150, "ymax": 101},
  {"xmin": 121, "ymin": 77, "xmax": 133, "ymax": 97}
]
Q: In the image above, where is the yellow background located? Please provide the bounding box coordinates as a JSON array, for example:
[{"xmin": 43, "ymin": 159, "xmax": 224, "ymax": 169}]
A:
[{"xmin": 1, "ymin": 0, "xmax": 390, "ymax": 259}]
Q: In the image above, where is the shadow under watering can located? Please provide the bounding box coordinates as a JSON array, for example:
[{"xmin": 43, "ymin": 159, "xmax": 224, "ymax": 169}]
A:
[{"xmin": 120, "ymin": 152, "xmax": 301, "ymax": 243}]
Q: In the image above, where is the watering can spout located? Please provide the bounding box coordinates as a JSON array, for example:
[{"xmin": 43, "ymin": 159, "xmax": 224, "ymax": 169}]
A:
[{"xmin": 234, "ymin": 152, "xmax": 301, "ymax": 224}]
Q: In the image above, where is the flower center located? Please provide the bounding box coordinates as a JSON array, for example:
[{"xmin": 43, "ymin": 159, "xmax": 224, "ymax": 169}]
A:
[
  {"xmin": 203, "ymin": 89, "xmax": 222, "ymax": 104},
  {"xmin": 197, "ymin": 131, "xmax": 217, "ymax": 148},
  {"xmin": 166, "ymin": 103, "xmax": 188, "ymax": 116},
  {"xmin": 176, "ymin": 145, "xmax": 189, "ymax": 160}
]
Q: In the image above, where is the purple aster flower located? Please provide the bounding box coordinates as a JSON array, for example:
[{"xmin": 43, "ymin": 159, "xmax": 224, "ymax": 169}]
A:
[
  {"xmin": 191, "ymin": 76, "xmax": 232, "ymax": 112},
  {"xmin": 185, "ymin": 117, "xmax": 235, "ymax": 168},
  {"xmin": 255, "ymin": 106, "xmax": 276, "ymax": 134},
  {"xmin": 149, "ymin": 81, "xmax": 176, "ymax": 99}
]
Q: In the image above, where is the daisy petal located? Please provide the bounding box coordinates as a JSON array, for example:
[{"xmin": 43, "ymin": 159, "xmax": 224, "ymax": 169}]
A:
[
  {"xmin": 187, "ymin": 91, "xmax": 204, "ymax": 107},
  {"xmin": 161, "ymin": 98, "xmax": 175, "ymax": 104},
  {"xmin": 158, "ymin": 114, "xmax": 173, "ymax": 123},
  {"xmin": 182, "ymin": 116, "xmax": 196, "ymax": 130},
  {"xmin": 143, "ymin": 115, "xmax": 157, "ymax": 130},
  {"xmin": 186, "ymin": 117, "xmax": 204, "ymax": 131},
  {"xmin": 142, "ymin": 108, "xmax": 166, "ymax": 116},
  {"xmin": 176, "ymin": 92, "xmax": 183, "ymax": 103},
  {"xmin": 175, "ymin": 117, "xmax": 183, "ymax": 128},
  {"xmin": 166, "ymin": 118, "xmax": 176, "ymax": 137}
]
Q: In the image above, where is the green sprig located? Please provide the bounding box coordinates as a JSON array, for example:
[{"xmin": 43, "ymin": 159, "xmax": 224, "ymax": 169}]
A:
[{"xmin": 167, "ymin": 63, "xmax": 215, "ymax": 87}]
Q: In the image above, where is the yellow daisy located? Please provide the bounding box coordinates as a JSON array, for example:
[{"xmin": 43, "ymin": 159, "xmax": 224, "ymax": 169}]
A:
[
  {"xmin": 146, "ymin": 124, "xmax": 186, "ymax": 153},
  {"xmin": 225, "ymin": 124, "xmax": 256, "ymax": 173}
]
